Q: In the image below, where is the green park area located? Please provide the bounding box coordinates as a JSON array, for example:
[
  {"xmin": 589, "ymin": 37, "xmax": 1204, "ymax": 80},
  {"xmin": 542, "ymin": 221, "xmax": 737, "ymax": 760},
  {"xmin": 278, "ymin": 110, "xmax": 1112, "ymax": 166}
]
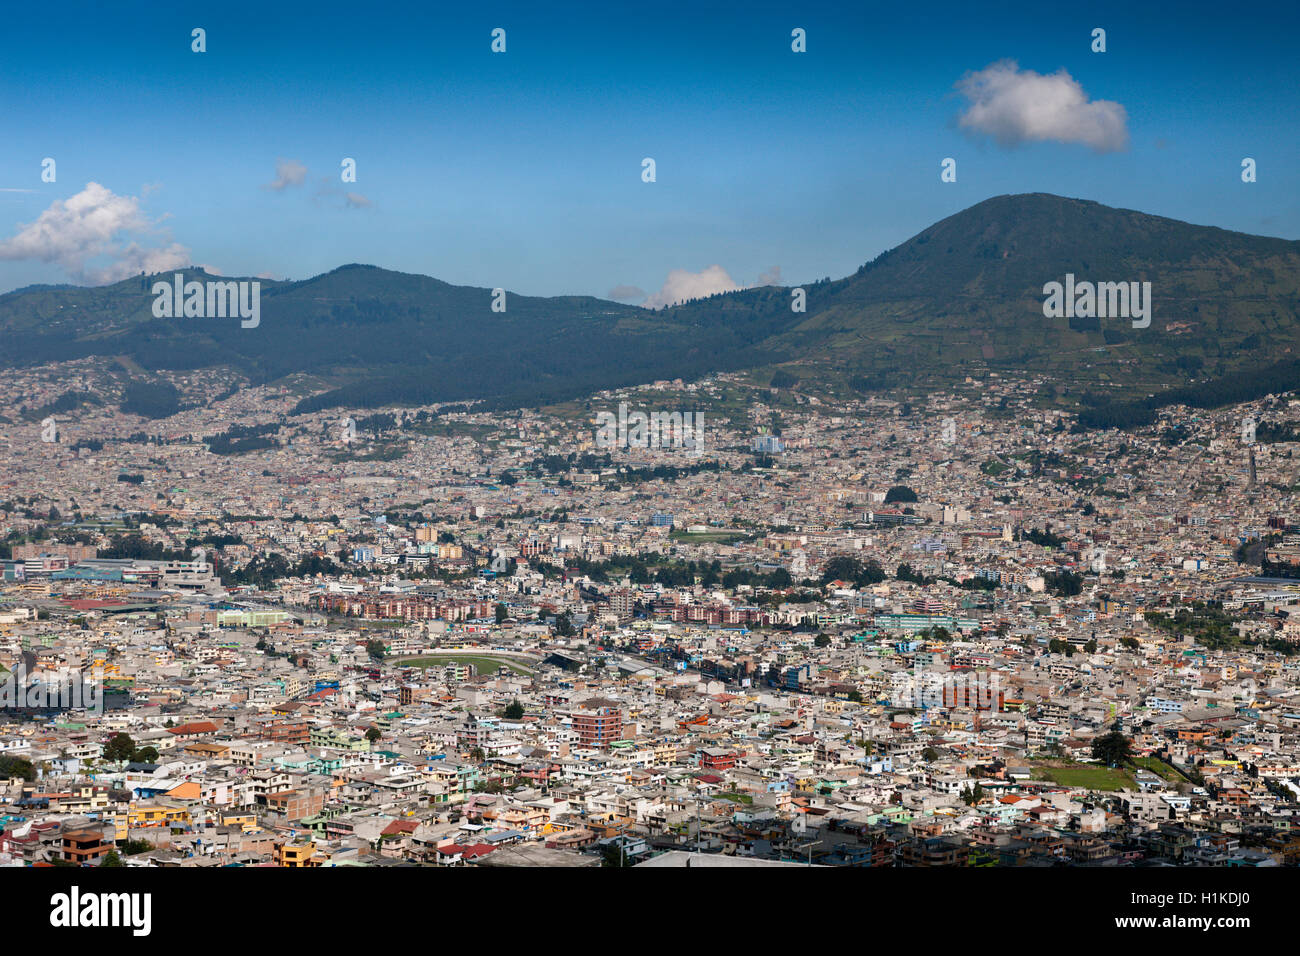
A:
[
  {"xmin": 1032, "ymin": 762, "xmax": 1137, "ymax": 791},
  {"xmin": 1030, "ymin": 756, "xmax": 1183, "ymax": 792},
  {"xmin": 397, "ymin": 654, "xmax": 532, "ymax": 676},
  {"xmin": 668, "ymin": 530, "xmax": 750, "ymax": 543}
]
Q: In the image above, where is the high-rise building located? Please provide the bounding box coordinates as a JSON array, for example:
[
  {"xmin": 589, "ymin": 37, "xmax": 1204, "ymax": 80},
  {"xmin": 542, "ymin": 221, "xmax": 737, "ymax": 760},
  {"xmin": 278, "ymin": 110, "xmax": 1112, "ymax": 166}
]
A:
[{"xmin": 571, "ymin": 707, "xmax": 623, "ymax": 749}]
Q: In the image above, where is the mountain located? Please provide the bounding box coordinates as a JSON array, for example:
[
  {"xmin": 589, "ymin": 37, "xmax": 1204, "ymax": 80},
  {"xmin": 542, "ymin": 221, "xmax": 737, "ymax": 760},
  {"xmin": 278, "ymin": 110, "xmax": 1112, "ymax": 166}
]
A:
[
  {"xmin": 756, "ymin": 193, "xmax": 1300, "ymax": 393},
  {"xmin": 0, "ymin": 264, "xmax": 793, "ymax": 413},
  {"xmin": 3, "ymin": 193, "xmax": 1299, "ymax": 415}
]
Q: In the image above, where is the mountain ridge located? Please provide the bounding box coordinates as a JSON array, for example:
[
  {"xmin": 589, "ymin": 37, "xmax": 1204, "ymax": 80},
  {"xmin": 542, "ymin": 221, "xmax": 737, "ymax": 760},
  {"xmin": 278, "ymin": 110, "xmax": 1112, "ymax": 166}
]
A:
[{"xmin": 3, "ymin": 193, "xmax": 1299, "ymax": 414}]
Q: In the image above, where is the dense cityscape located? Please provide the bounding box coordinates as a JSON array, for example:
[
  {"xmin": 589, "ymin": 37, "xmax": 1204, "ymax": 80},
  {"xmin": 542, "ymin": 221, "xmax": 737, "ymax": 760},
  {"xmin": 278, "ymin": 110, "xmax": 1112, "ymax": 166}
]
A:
[
  {"xmin": 3, "ymin": 362, "xmax": 1300, "ymax": 869},
  {"xmin": 3, "ymin": 2, "xmax": 1296, "ymax": 940}
]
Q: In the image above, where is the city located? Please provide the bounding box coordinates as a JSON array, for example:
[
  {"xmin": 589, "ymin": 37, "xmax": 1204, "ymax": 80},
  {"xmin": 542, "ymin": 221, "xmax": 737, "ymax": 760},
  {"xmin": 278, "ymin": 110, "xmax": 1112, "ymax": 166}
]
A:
[
  {"xmin": 3, "ymin": 367, "xmax": 1300, "ymax": 870},
  {"xmin": 1, "ymin": 0, "xmax": 1295, "ymax": 936}
]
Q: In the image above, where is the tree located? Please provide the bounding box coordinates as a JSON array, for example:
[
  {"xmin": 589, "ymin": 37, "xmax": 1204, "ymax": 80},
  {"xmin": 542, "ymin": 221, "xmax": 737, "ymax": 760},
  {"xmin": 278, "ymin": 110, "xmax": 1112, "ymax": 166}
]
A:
[
  {"xmin": 601, "ymin": 841, "xmax": 634, "ymax": 867},
  {"xmin": 365, "ymin": 727, "xmax": 381, "ymax": 744},
  {"xmin": 100, "ymin": 850, "xmax": 124, "ymax": 867},
  {"xmin": 103, "ymin": 733, "xmax": 135, "ymax": 762},
  {"xmin": 813, "ymin": 634, "xmax": 831, "ymax": 648},
  {"xmin": 922, "ymin": 747, "xmax": 939, "ymax": 762},
  {"xmin": 1092, "ymin": 730, "xmax": 1133, "ymax": 767},
  {"xmin": 1044, "ymin": 570, "xmax": 1084, "ymax": 597},
  {"xmin": 495, "ymin": 603, "xmax": 508, "ymax": 624},
  {"xmin": 504, "ymin": 699, "xmax": 525, "ymax": 720},
  {"xmin": 884, "ymin": 485, "xmax": 918, "ymax": 504},
  {"xmin": 132, "ymin": 746, "xmax": 159, "ymax": 764},
  {"xmin": 820, "ymin": 556, "xmax": 885, "ymax": 588},
  {"xmin": 366, "ymin": 638, "xmax": 387, "ymax": 661},
  {"xmin": 0, "ymin": 755, "xmax": 35, "ymax": 781}
]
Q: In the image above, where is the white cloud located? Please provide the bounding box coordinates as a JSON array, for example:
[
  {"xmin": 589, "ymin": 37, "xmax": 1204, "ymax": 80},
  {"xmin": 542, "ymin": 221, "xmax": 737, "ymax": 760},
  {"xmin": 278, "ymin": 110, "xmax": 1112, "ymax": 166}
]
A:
[
  {"xmin": 642, "ymin": 264, "xmax": 741, "ymax": 310},
  {"xmin": 313, "ymin": 177, "xmax": 371, "ymax": 209},
  {"xmin": 639, "ymin": 264, "xmax": 785, "ymax": 309},
  {"xmin": 265, "ymin": 158, "xmax": 308, "ymax": 190},
  {"xmin": 955, "ymin": 59, "xmax": 1128, "ymax": 152},
  {"xmin": 86, "ymin": 242, "xmax": 191, "ymax": 284},
  {"xmin": 0, "ymin": 182, "xmax": 191, "ymax": 284}
]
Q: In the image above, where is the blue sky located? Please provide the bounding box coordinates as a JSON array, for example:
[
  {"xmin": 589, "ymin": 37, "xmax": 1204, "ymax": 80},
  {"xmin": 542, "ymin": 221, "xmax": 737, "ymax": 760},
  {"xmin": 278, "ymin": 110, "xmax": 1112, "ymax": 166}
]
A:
[{"xmin": 0, "ymin": 0, "xmax": 1296, "ymax": 300}]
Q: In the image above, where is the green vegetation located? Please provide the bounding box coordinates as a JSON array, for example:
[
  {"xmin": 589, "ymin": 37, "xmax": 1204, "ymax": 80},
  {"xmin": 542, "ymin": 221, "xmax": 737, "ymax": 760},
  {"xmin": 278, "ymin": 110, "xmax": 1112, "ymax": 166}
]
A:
[
  {"xmin": 1032, "ymin": 762, "xmax": 1135, "ymax": 791},
  {"xmin": 551, "ymin": 553, "xmax": 793, "ymax": 592},
  {"xmin": 203, "ymin": 422, "xmax": 280, "ymax": 455},
  {"xmin": 120, "ymin": 380, "xmax": 182, "ymax": 419},
  {"xmin": 22, "ymin": 390, "xmax": 102, "ymax": 421},
  {"xmin": 1043, "ymin": 570, "xmax": 1084, "ymax": 597},
  {"xmin": 223, "ymin": 552, "xmax": 346, "ymax": 588},
  {"xmin": 0, "ymin": 754, "xmax": 35, "ymax": 781},
  {"xmin": 717, "ymin": 792, "xmax": 754, "ymax": 804},
  {"xmin": 1020, "ymin": 526, "xmax": 1065, "ymax": 548},
  {"xmin": 102, "ymin": 733, "xmax": 158, "ymax": 764},
  {"xmin": 1030, "ymin": 734, "xmax": 1179, "ymax": 792},
  {"xmin": 822, "ymin": 556, "xmax": 887, "ymax": 588},
  {"xmin": 1132, "ymin": 757, "xmax": 1182, "ymax": 781},
  {"xmin": 1140, "ymin": 601, "xmax": 1281, "ymax": 653},
  {"xmin": 897, "ymin": 562, "xmax": 998, "ymax": 592},
  {"xmin": 668, "ymin": 530, "xmax": 749, "ymax": 543},
  {"xmin": 1092, "ymin": 729, "xmax": 1133, "ymax": 767},
  {"xmin": 398, "ymin": 654, "xmax": 532, "ymax": 676},
  {"xmin": 883, "ymin": 485, "xmax": 918, "ymax": 504},
  {"xmin": 1076, "ymin": 361, "xmax": 1300, "ymax": 431},
  {"xmin": 1256, "ymin": 419, "xmax": 1300, "ymax": 443},
  {"xmin": 5, "ymin": 196, "xmax": 1300, "ymax": 415}
]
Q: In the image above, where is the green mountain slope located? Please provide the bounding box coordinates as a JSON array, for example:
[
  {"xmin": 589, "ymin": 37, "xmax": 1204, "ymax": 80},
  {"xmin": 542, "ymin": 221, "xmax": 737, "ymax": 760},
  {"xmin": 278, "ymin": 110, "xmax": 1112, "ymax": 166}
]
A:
[
  {"xmin": 2, "ymin": 194, "xmax": 1298, "ymax": 412},
  {"xmin": 742, "ymin": 193, "xmax": 1300, "ymax": 391}
]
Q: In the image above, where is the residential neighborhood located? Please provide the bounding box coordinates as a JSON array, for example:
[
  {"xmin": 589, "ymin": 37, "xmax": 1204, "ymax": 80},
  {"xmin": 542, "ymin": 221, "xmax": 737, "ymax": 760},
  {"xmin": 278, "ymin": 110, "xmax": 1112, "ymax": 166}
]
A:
[{"xmin": 3, "ymin": 368, "xmax": 1299, "ymax": 869}]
